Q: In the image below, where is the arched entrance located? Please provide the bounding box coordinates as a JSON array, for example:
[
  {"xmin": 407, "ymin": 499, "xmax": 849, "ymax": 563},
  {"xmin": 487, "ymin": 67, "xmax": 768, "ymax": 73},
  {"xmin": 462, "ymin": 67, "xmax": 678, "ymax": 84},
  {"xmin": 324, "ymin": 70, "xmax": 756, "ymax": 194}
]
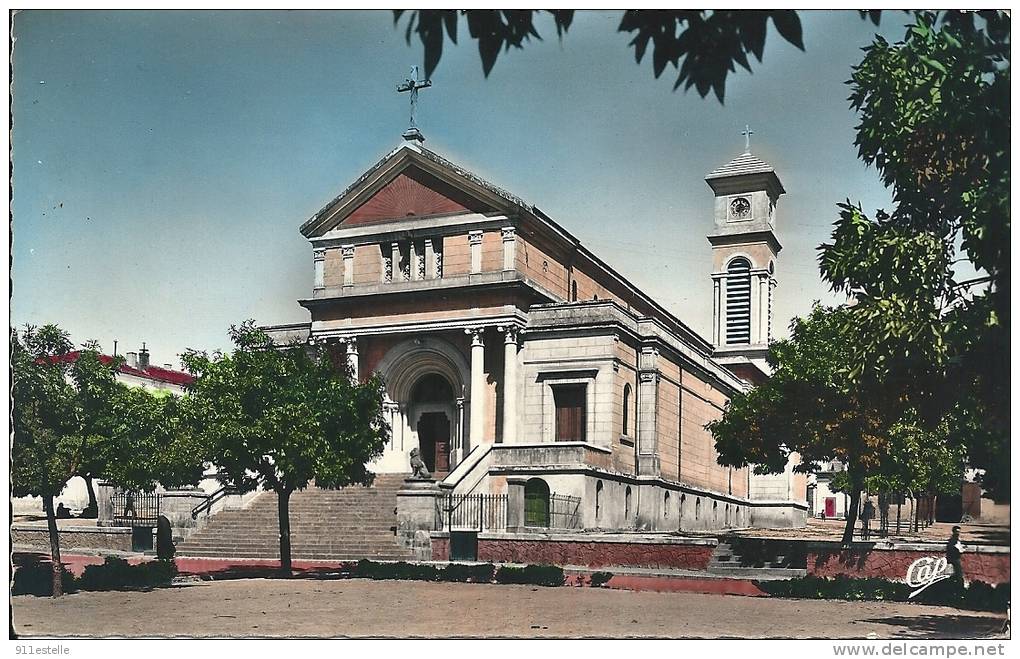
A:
[
  {"xmin": 409, "ymin": 373, "xmax": 454, "ymax": 474},
  {"xmin": 375, "ymin": 336, "xmax": 470, "ymax": 474}
]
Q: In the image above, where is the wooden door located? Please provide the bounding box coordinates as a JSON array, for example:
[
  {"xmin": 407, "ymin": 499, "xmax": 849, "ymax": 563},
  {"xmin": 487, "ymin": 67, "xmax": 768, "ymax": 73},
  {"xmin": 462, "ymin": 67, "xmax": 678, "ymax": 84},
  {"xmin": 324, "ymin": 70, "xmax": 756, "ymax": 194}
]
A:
[
  {"xmin": 433, "ymin": 414, "xmax": 450, "ymax": 473},
  {"xmin": 825, "ymin": 497, "xmax": 836, "ymax": 518}
]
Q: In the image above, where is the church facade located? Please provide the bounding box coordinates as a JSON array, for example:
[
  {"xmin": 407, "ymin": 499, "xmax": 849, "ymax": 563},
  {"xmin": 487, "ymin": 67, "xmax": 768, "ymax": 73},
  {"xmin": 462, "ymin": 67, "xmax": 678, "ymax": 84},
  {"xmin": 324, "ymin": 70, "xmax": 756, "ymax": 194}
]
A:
[{"xmin": 264, "ymin": 130, "xmax": 807, "ymax": 532}]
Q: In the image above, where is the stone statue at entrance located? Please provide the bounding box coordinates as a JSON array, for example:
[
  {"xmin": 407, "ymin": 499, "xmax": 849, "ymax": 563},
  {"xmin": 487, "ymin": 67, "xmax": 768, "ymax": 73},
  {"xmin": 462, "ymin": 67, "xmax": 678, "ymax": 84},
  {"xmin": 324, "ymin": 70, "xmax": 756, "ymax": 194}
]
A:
[{"xmin": 409, "ymin": 448, "xmax": 432, "ymax": 480}]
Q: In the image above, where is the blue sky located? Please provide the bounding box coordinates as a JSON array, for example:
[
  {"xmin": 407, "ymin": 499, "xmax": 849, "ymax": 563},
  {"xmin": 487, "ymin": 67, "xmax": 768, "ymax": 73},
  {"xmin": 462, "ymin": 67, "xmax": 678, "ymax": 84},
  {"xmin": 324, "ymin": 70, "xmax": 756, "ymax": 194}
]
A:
[{"xmin": 11, "ymin": 10, "xmax": 906, "ymax": 367}]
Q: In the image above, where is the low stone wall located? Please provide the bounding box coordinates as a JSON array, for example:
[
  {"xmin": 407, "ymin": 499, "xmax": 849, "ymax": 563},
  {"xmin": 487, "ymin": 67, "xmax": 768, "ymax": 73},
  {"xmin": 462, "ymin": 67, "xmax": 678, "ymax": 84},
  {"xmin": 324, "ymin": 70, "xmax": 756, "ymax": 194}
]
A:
[
  {"xmin": 431, "ymin": 534, "xmax": 450, "ymax": 562},
  {"xmin": 432, "ymin": 531, "xmax": 717, "ymax": 570},
  {"xmin": 806, "ymin": 542, "xmax": 1010, "ymax": 585},
  {"xmin": 483, "ymin": 460, "xmax": 807, "ymax": 532},
  {"xmin": 749, "ymin": 501, "xmax": 808, "ymax": 529},
  {"xmin": 12, "ymin": 523, "xmax": 133, "ymax": 553}
]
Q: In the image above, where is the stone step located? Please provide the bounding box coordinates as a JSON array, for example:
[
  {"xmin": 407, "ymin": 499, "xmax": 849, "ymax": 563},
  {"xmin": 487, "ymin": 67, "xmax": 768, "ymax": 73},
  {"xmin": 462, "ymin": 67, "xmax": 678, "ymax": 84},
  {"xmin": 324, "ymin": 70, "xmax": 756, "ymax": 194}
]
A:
[
  {"xmin": 706, "ymin": 566, "xmax": 807, "ymax": 580},
  {"xmin": 178, "ymin": 552, "xmax": 415, "ymax": 560},
  {"xmin": 177, "ymin": 477, "xmax": 413, "ymax": 561},
  {"xmin": 181, "ymin": 545, "xmax": 410, "ymax": 553}
]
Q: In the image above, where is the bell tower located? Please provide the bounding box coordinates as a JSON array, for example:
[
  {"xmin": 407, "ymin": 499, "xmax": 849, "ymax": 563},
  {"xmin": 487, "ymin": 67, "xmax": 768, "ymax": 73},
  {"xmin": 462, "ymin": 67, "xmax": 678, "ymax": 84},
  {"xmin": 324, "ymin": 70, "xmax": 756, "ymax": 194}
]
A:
[{"xmin": 705, "ymin": 138, "xmax": 784, "ymax": 383}]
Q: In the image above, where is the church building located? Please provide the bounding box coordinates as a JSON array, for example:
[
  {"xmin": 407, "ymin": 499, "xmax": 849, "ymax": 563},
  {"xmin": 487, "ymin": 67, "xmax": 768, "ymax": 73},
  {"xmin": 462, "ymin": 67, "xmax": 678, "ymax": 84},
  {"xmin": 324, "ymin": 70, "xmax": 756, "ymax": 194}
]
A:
[{"xmin": 264, "ymin": 126, "xmax": 807, "ymax": 532}]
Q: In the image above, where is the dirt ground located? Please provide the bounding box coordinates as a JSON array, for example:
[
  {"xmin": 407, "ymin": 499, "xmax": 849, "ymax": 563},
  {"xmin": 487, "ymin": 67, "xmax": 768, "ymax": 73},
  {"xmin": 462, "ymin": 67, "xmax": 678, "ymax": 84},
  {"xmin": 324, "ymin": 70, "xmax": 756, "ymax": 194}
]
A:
[{"xmin": 11, "ymin": 577, "xmax": 1008, "ymax": 639}]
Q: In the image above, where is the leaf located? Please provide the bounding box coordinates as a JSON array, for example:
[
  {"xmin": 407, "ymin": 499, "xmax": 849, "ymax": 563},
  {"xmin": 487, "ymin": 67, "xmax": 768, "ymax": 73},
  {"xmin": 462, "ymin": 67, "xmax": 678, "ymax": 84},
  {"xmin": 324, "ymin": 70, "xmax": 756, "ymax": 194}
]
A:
[
  {"xmin": 478, "ymin": 33, "xmax": 502, "ymax": 77},
  {"xmin": 421, "ymin": 14, "xmax": 445, "ymax": 79},
  {"xmin": 443, "ymin": 10, "xmax": 458, "ymax": 44},
  {"xmin": 771, "ymin": 11, "xmax": 804, "ymax": 50},
  {"xmin": 917, "ymin": 54, "xmax": 947, "ymax": 74}
]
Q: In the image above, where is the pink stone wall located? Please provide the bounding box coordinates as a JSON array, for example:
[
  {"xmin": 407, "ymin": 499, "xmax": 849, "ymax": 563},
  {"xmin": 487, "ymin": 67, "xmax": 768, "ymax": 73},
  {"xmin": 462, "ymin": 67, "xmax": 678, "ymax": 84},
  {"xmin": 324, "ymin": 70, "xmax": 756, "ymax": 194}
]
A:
[
  {"xmin": 431, "ymin": 536, "xmax": 450, "ymax": 561},
  {"xmin": 475, "ymin": 538, "xmax": 714, "ymax": 570},
  {"xmin": 807, "ymin": 548, "xmax": 1010, "ymax": 585}
]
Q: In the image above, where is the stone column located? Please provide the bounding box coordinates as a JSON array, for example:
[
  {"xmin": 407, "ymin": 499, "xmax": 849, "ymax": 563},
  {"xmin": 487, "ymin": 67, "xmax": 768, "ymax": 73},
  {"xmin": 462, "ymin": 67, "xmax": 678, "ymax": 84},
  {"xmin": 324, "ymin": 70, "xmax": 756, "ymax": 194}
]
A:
[
  {"xmin": 391, "ymin": 241, "xmax": 402, "ymax": 282},
  {"xmin": 711, "ymin": 276, "xmax": 721, "ymax": 345},
  {"xmin": 506, "ymin": 477, "xmax": 528, "ymax": 532},
  {"xmin": 341, "ymin": 244, "xmax": 355, "ymax": 286},
  {"xmin": 636, "ymin": 347, "xmax": 661, "ymax": 477},
  {"xmin": 345, "ymin": 337, "xmax": 359, "ymax": 381},
  {"xmin": 501, "ymin": 226, "xmax": 516, "ymax": 271},
  {"xmin": 453, "ymin": 397, "xmax": 465, "ymax": 466},
  {"xmin": 500, "ymin": 326, "xmax": 519, "ymax": 443},
  {"xmin": 424, "ymin": 238, "xmax": 436, "ymax": 279},
  {"xmin": 466, "ymin": 328, "xmax": 486, "ymax": 448},
  {"xmin": 383, "ymin": 399, "xmax": 398, "ymax": 450},
  {"xmin": 768, "ymin": 278, "xmax": 776, "ymax": 343},
  {"xmin": 313, "ymin": 248, "xmax": 325, "ymax": 289},
  {"xmin": 96, "ymin": 481, "xmax": 116, "ymax": 526},
  {"xmin": 750, "ymin": 273, "xmax": 761, "ymax": 345},
  {"xmin": 410, "ymin": 240, "xmax": 421, "ymax": 281},
  {"xmin": 469, "ymin": 230, "xmax": 484, "ymax": 273},
  {"xmin": 719, "ymin": 276, "xmax": 729, "ymax": 344},
  {"xmin": 758, "ymin": 273, "xmax": 770, "ymax": 344}
]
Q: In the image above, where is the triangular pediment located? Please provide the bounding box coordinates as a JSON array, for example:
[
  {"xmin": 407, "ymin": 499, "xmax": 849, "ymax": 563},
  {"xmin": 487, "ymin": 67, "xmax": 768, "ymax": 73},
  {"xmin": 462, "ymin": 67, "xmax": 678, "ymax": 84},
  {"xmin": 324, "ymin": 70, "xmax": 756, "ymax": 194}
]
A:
[
  {"xmin": 301, "ymin": 143, "xmax": 527, "ymax": 238},
  {"xmin": 343, "ymin": 167, "xmax": 488, "ymax": 226}
]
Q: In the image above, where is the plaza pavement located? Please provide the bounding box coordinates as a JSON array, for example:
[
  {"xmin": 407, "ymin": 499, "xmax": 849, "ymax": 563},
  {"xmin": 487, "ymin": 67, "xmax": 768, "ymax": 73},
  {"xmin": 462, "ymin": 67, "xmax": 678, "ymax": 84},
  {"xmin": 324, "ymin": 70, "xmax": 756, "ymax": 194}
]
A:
[{"xmin": 11, "ymin": 577, "xmax": 1007, "ymax": 639}]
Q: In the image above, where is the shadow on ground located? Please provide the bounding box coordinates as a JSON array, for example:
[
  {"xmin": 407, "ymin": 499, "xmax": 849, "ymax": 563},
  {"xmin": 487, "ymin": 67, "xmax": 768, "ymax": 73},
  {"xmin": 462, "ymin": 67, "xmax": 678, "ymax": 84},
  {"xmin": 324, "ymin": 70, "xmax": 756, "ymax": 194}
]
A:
[
  {"xmin": 183, "ymin": 565, "xmax": 353, "ymax": 581},
  {"xmin": 861, "ymin": 614, "xmax": 1008, "ymax": 639}
]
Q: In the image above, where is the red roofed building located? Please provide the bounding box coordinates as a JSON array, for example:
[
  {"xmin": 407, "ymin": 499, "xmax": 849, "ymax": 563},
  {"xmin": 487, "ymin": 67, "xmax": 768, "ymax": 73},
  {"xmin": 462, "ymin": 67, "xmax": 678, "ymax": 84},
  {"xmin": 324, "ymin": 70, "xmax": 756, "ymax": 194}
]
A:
[{"xmin": 49, "ymin": 345, "xmax": 194, "ymax": 392}]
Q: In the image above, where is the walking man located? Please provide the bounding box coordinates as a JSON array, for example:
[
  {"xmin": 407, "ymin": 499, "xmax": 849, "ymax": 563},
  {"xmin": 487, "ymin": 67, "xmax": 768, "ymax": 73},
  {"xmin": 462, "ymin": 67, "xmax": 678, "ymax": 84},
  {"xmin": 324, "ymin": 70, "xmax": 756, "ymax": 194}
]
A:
[
  {"xmin": 946, "ymin": 525, "xmax": 965, "ymax": 590},
  {"xmin": 861, "ymin": 497, "xmax": 875, "ymax": 540}
]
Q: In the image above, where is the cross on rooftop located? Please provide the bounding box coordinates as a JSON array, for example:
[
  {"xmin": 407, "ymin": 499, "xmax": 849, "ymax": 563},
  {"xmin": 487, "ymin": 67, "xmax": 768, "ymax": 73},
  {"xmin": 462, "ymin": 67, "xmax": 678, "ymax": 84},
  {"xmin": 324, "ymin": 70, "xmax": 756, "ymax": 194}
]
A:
[
  {"xmin": 397, "ymin": 66, "xmax": 432, "ymax": 131},
  {"xmin": 742, "ymin": 124, "xmax": 754, "ymax": 153}
]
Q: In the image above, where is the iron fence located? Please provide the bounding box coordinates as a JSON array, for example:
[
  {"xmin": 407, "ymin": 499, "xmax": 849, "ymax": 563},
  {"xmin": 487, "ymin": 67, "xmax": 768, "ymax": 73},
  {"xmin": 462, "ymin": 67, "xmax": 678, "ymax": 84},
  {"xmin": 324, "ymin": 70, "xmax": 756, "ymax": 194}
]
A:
[
  {"xmin": 111, "ymin": 490, "xmax": 160, "ymax": 527},
  {"xmin": 435, "ymin": 493, "xmax": 507, "ymax": 532},
  {"xmin": 526, "ymin": 493, "xmax": 582, "ymax": 530}
]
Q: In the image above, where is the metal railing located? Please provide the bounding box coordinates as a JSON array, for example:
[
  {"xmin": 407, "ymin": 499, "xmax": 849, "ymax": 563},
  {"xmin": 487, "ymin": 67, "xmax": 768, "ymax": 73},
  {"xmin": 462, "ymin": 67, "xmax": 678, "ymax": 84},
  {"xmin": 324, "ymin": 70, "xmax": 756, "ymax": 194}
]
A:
[
  {"xmin": 526, "ymin": 493, "xmax": 582, "ymax": 530},
  {"xmin": 191, "ymin": 486, "xmax": 238, "ymax": 520},
  {"xmin": 111, "ymin": 490, "xmax": 160, "ymax": 527},
  {"xmin": 435, "ymin": 493, "xmax": 507, "ymax": 532}
]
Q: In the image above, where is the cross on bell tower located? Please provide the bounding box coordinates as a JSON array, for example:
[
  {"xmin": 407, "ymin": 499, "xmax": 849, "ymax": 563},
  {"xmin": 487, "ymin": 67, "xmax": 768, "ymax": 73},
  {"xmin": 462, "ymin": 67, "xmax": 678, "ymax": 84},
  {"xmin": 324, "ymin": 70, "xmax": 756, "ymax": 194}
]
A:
[
  {"xmin": 397, "ymin": 66, "xmax": 432, "ymax": 144},
  {"xmin": 741, "ymin": 124, "xmax": 754, "ymax": 153}
]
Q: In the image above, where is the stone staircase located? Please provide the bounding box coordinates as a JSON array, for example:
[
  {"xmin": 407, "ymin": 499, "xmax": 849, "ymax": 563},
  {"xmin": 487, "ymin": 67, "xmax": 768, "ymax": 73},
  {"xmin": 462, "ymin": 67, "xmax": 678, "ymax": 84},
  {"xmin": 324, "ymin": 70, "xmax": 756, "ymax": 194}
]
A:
[
  {"xmin": 177, "ymin": 474, "xmax": 416, "ymax": 561},
  {"xmin": 707, "ymin": 535, "xmax": 807, "ymax": 580}
]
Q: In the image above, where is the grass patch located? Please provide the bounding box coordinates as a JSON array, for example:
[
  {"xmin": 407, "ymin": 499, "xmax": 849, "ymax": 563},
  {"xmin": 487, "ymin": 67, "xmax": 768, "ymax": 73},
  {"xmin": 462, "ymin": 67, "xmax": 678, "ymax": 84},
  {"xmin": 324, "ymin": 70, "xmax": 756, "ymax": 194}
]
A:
[
  {"xmin": 78, "ymin": 556, "xmax": 178, "ymax": 591},
  {"xmin": 348, "ymin": 560, "xmax": 564, "ymax": 587},
  {"xmin": 494, "ymin": 564, "xmax": 565, "ymax": 587},
  {"xmin": 12, "ymin": 558, "xmax": 77, "ymax": 596},
  {"xmin": 13, "ymin": 556, "xmax": 179, "ymax": 596},
  {"xmin": 443, "ymin": 562, "xmax": 496, "ymax": 583}
]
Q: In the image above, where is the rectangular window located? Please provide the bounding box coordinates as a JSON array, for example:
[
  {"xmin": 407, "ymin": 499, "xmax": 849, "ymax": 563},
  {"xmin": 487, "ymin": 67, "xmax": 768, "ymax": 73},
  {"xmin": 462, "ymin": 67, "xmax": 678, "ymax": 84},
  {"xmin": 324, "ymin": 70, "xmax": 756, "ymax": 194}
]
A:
[
  {"xmin": 313, "ymin": 258, "xmax": 325, "ymax": 289},
  {"xmin": 553, "ymin": 384, "xmax": 586, "ymax": 442}
]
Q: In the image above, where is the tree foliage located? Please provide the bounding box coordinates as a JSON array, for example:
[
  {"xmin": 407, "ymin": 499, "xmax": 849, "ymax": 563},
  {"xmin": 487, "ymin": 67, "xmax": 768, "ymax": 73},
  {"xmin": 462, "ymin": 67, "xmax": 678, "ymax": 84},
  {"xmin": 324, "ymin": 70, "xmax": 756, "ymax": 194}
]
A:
[
  {"xmin": 12, "ymin": 324, "xmax": 199, "ymax": 596},
  {"xmin": 12, "ymin": 325, "xmax": 79, "ymax": 502},
  {"xmin": 180, "ymin": 321, "xmax": 390, "ymax": 573},
  {"xmin": 709, "ymin": 305, "xmax": 967, "ymax": 544},
  {"xmin": 393, "ymin": 10, "xmax": 805, "ymax": 101},
  {"xmin": 818, "ymin": 11, "xmax": 1009, "ymax": 498}
]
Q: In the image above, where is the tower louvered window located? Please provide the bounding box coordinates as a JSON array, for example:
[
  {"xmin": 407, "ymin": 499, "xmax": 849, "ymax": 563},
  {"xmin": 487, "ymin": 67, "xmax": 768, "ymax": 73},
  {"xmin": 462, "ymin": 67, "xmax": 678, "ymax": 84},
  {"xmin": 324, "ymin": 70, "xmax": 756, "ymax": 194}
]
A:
[{"xmin": 725, "ymin": 257, "xmax": 752, "ymax": 344}]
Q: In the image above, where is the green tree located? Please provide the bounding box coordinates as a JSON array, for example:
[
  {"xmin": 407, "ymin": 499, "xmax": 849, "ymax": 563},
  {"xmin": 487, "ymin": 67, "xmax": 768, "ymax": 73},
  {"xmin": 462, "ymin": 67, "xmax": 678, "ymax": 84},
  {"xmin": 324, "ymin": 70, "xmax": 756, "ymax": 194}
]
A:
[
  {"xmin": 709, "ymin": 306, "xmax": 901, "ymax": 546},
  {"xmin": 180, "ymin": 321, "xmax": 390, "ymax": 575},
  {"xmin": 819, "ymin": 11, "xmax": 1009, "ymax": 499},
  {"xmin": 12, "ymin": 324, "xmax": 78, "ymax": 596},
  {"xmin": 831, "ymin": 409, "xmax": 968, "ymax": 531},
  {"xmin": 12, "ymin": 325, "xmax": 204, "ymax": 596}
]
